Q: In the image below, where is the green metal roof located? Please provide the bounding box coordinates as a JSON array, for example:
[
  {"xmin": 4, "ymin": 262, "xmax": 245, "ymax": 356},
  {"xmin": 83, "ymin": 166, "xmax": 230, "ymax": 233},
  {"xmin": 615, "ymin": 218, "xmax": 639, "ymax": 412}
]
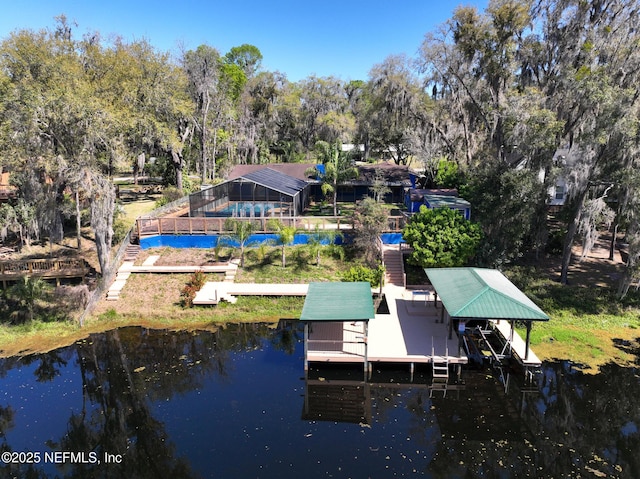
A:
[
  {"xmin": 425, "ymin": 268, "xmax": 549, "ymax": 321},
  {"xmin": 300, "ymin": 282, "xmax": 375, "ymax": 322}
]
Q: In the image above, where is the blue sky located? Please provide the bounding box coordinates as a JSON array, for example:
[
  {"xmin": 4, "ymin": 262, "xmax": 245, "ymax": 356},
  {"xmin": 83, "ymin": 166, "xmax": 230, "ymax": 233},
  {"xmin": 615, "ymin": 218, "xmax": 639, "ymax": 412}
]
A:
[{"xmin": 0, "ymin": 1, "xmax": 488, "ymax": 82}]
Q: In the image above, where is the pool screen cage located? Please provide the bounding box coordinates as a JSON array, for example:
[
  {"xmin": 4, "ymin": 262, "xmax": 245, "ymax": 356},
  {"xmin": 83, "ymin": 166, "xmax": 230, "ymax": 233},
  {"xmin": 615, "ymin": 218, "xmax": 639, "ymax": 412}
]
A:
[{"xmin": 189, "ymin": 168, "xmax": 311, "ymax": 218}]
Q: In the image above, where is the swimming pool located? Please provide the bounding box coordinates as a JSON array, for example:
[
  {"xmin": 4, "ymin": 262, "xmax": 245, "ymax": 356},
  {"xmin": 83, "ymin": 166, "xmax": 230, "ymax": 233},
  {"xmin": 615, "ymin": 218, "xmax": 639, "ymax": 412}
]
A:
[
  {"xmin": 139, "ymin": 233, "xmax": 403, "ymax": 249},
  {"xmin": 205, "ymin": 201, "xmax": 289, "ymax": 217}
]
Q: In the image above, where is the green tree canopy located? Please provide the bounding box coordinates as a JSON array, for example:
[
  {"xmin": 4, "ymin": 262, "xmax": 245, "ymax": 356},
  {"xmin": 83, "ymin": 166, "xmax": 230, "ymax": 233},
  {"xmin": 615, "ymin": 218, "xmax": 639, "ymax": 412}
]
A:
[
  {"xmin": 351, "ymin": 197, "xmax": 387, "ymax": 267},
  {"xmin": 402, "ymin": 206, "xmax": 482, "ymax": 268}
]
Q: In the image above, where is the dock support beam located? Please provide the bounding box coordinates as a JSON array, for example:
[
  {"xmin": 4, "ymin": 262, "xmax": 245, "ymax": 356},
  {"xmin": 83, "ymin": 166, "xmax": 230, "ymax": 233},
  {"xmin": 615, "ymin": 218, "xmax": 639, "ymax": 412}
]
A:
[{"xmin": 303, "ymin": 323, "xmax": 309, "ymax": 372}]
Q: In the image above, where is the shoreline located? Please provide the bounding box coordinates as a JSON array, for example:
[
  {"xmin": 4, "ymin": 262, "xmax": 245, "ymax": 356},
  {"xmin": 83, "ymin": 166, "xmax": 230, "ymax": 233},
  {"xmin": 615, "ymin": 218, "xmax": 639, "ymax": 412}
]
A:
[{"xmin": 1, "ymin": 240, "xmax": 639, "ymax": 373}]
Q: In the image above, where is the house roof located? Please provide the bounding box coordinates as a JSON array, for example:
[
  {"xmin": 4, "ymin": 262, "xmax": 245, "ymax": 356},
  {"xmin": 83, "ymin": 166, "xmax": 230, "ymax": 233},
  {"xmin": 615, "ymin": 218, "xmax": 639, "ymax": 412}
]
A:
[
  {"xmin": 300, "ymin": 282, "xmax": 375, "ymax": 322},
  {"xmin": 423, "ymin": 194, "xmax": 470, "ymax": 209},
  {"xmin": 425, "ymin": 268, "xmax": 549, "ymax": 321},
  {"xmin": 239, "ymin": 168, "xmax": 309, "ymax": 198},
  {"xmin": 228, "ymin": 163, "xmax": 316, "ymax": 182},
  {"xmin": 355, "ymin": 163, "xmax": 413, "ymax": 186},
  {"xmin": 409, "ymin": 188, "xmax": 458, "ymax": 202}
]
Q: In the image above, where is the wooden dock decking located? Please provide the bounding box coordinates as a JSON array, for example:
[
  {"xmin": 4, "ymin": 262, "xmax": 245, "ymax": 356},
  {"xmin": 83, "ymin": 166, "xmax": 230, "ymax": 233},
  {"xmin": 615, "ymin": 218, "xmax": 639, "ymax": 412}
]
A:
[
  {"xmin": 193, "ymin": 282, "xmax": 309, "ymax": 305},
  {"xmin": 306, "ymin": 285, "xmax": 467, "ymax": 368},
  {"xmin": 0, "ymin": 258, "xmax": 90, "ymax": 287}
]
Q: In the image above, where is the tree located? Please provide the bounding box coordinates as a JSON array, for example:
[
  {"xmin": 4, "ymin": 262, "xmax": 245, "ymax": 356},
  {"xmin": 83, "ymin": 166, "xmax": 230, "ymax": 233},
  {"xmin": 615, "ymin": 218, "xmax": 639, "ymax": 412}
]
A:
[
  {"xmin": 268, "ymin": 219, "xmax": 297, "ymax": 268},
  {"xmin": 313, "ymin": 141, "xmax": 358, "ymax": 216},
  {"xmin": 223, "ymin": 218, "xmax": 255, "ymax": 267},
  {"xmin": 367, "ymin": 55, "xmax": 425, "ymax": 165},
  {"xmin": 291, "ymin": 76, "xmax": 352, "ymax": 153},
  {"xmin": 351, "ymin": 197, "xmax": 387, "ymax": 267},
  {"xmin": 369, "ymin": 169, "xmax": 391, "ymax": 203},
  {"xmin": 306, "ymin": 224, "xmax": 342, "ymax": 267},
  {"xmin": 8, "ymin": 276, "xmax": 50, "ymax": 322},
  {"xmin": 183, "ymin": 45, "xmax": 222, "ymax": 183},
  {"xmin": 402, "ymin": 206, "xmax": 482, "ymax": 268},
  {"xmin": 224, "ymin": 44, "xmax": 263, "ymax": 79}
]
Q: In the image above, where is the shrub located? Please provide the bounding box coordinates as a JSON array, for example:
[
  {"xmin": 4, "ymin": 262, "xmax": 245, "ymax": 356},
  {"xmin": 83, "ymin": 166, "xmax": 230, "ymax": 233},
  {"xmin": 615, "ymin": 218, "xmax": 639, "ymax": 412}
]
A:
[
  {"xmin": 155, "ymin": 186, "xmax": 183, "ymax": 208},
  {"xmin": 180, "ymin": 270, "xmax": 207, "ymax": 308},
  {"xmin": 342, "ymin": 264, "xmax": 384, "ymax": 288}
]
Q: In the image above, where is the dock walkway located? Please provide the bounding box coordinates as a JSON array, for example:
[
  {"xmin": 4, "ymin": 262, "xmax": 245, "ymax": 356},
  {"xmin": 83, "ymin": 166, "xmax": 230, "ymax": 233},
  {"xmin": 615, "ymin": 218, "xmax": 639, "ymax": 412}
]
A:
[
  {"xmin": 306, "ymin": 244, "xmax": 467, "ymax": 371},
  {"xmin": 193, "ymin": 282, "xmax": 308, "ymax": 305}
]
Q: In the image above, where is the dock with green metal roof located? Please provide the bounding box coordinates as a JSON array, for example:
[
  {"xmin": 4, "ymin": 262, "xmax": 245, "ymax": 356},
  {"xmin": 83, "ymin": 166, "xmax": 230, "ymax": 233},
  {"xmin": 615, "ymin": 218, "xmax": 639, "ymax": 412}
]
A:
[{"xmin": 300, "ymin": 281, "xmax": 468, "ymax": 378}]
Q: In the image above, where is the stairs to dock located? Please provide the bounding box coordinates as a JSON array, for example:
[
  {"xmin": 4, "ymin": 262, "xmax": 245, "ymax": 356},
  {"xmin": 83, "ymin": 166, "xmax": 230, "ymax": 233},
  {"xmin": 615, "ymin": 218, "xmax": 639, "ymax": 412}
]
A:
[{"xmin": 382, "ymin": 246, "xmax": 404, "ymax": 287}]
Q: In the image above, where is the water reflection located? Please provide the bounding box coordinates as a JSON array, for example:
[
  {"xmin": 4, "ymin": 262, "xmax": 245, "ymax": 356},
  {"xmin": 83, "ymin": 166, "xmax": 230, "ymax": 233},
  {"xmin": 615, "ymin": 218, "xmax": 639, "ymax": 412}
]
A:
[{"xmin": 0, "ymin": 324, "xmax": 637, "ymax": 478}]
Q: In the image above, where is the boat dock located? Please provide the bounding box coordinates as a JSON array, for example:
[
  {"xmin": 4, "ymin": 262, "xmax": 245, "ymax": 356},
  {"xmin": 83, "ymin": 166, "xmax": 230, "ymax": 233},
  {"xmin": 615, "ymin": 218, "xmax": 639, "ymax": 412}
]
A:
[
  {"xmin": 490, "ymin": 320, "xmax": 541, "ymax": 365},
  {"xmin": 305, "ymin": 284, "xmax": 467, "ymax": 377},
  {"xmin": 183, "ymin": 244, "xmax": 547, "ymax": 380}
]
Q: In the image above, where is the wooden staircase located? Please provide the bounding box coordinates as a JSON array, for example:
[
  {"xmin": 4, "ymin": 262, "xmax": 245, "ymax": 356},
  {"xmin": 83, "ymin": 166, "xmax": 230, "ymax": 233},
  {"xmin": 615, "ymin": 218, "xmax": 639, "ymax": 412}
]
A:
[
  {"xmin": 124, "ymin": 244, "xmax": 141, "ymax": 262},
  {"xmin": 382, "ymin": 246, "xmax": 404, "ymax": 287}
]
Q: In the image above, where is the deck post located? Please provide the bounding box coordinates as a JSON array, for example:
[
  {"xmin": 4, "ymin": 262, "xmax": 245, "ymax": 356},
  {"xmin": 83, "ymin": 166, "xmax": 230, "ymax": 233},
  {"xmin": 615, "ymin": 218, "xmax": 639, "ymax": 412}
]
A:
[
  {"xmin": 363, "ymin": 321, "xmax": 369, "ymax": 382},
  {"xmin": 509, "ymin": 320, "xmax": 515, "ymax": 356},
  {"xmin": 525, "ymin": 322, "xmax": 531, "ymax": 360},
  {"xmin": 303, "ymin": 323, "xmax": 309, "ymax": 371}
]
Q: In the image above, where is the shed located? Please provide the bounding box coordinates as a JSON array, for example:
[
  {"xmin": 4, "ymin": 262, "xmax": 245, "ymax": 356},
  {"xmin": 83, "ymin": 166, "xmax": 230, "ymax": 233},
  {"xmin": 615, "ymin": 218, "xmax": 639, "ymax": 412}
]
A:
[
  {"xmin": 405, "ymin": 189, "xmax": 471, "ymax": 218},
  {"xmin": 425, "ymin": 268, "xmax": 548, "ymax": 367},
  {"xmin": 300, "ymin": 282, "xmax": 375, "ymax": 374}
]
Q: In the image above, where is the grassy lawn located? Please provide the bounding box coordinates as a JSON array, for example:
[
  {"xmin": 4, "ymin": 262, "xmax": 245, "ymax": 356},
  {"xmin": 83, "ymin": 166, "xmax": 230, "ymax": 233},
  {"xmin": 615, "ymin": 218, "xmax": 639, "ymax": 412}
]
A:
[
  {"xmin": 507, "ymin": 267, "xmax": 640, "ymax": 371},
  {"xmin": 0, "ymin": 243, "xmax": 358, "ymax": 357},
  {"xmin": 236, "ymin": 245, "xmax": 349, "ymax": 283}
]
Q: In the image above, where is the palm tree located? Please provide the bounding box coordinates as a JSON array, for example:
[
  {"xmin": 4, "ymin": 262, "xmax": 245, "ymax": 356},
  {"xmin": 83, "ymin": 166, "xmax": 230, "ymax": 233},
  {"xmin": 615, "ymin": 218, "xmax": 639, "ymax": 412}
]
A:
[
  {"xmin": 268, "ymin": 219, "xmax": 297, "ymax": 268},
  {"xmin": 307, "ymin": 224, "xmax": 343, "ymax": 266},
  {"xmin": 223, "ymin": 218, "xmax": 255, "ymax": 267},
  {"xmin": 313, "ymin": 141, "xmax": 359, "ymax": 216}
]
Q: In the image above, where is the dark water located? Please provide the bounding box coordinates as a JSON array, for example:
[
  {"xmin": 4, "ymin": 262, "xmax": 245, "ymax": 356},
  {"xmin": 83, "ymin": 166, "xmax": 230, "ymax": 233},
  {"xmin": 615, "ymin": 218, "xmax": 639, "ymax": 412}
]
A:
[{"xmin": 0, "ymin": 324, "xmax": 638, "ymax": 478}]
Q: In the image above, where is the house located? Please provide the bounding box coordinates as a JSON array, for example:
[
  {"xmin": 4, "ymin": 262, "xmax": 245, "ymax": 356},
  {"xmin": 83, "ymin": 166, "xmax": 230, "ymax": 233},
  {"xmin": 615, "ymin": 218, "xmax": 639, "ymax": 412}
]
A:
[
  {"xmin": 225, "ymin": 162, "xmax": 414, "ymax": 205},
  {"xmin": 546, "ymin": 148, "xmax": 575, "ymax": 209}
]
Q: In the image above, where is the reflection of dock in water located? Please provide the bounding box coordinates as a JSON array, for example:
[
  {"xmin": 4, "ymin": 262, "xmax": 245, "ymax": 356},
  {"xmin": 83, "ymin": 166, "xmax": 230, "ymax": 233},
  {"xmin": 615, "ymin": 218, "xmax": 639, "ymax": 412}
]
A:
[
  {"xmin": 302, "ymin": 366, "xmax": 536, "ymax": 443},
  {"xmin": 302, "ymin": 373, "xmax": 467, "ymax": 426}
]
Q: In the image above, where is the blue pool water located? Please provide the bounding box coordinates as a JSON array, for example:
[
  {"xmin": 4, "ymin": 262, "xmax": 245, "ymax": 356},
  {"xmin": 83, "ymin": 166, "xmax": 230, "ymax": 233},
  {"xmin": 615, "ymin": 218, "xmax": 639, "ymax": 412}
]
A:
[
  {"xmin": 205, "ymin": 202, "xmax": 287, "ymax": 217},
  {"xmin": 139, "ymin": 233, "xmax": 404, "ymax": 249}
]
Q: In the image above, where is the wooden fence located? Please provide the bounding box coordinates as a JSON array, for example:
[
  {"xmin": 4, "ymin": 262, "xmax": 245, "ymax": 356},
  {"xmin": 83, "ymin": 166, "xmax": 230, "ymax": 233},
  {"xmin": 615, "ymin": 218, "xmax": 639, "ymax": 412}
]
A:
[{"xmin": 136, "ymin": 215, "xmax": 406, "ymax": 238}]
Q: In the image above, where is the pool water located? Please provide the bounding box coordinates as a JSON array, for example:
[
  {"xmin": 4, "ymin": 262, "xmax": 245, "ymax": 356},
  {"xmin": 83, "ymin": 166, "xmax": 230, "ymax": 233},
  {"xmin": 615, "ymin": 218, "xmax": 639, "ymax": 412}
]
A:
[{"xmin": 206, "ymin": 202, "xmax": 288, "ymax": 217}]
